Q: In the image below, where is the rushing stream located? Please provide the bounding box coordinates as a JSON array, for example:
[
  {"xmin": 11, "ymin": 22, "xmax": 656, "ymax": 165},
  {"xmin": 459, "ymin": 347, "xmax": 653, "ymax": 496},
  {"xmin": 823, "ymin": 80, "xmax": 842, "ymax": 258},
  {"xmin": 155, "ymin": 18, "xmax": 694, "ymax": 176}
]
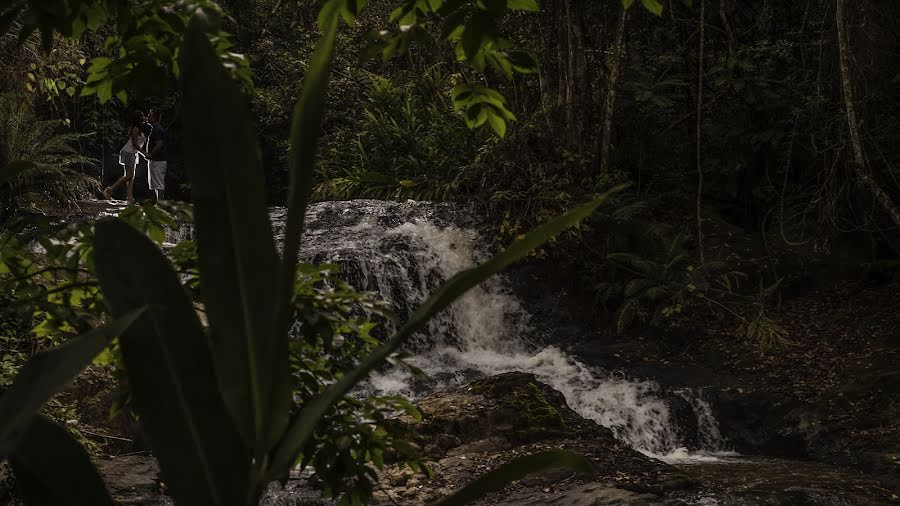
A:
[{"xmin": 290, "ymin": 200, "xmax": 730, "ymax": 460}]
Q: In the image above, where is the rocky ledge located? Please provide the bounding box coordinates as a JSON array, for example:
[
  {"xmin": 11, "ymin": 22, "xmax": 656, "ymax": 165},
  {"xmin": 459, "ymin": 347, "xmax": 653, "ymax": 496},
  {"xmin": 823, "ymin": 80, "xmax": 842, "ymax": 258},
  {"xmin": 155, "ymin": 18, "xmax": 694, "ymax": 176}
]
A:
[
  {"xmin": 59, "ymin": 371, "xmax": 896, "ymax": 505},
  {"xmin": 84, "ymin": 372, "xmax": 689, "ymax": 505}
]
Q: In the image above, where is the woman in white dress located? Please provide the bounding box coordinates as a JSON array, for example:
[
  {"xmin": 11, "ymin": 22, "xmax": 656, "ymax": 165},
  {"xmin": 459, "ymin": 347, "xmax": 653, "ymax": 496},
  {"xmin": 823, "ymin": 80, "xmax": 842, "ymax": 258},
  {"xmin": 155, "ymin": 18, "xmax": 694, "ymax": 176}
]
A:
[{"xmin": 104, "ymin": 110, "xmax": 147, "ymax": 204}]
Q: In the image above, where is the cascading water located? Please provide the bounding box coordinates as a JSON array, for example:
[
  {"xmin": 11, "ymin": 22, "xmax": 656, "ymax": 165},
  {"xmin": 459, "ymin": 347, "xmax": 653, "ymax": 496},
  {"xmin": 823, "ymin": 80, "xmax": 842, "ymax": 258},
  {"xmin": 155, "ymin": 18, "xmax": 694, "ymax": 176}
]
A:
[{"xmin": 290, "ymin": 200, "xmax": 730, "ymax": 460}]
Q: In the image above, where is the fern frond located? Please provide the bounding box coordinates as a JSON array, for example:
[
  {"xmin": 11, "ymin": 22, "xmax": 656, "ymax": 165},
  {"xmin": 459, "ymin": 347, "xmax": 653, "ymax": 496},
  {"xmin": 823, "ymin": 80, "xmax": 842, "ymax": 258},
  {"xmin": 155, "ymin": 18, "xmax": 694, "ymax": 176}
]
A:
[
  {"xmin": 624, "ymin": 278, "xmax": 655, "ymax": 298},
  {"xmin": 608, "ymin": 252, "xmax": 657, "ymax": 275},
  {"xmin": 617, "ymin": 300, "xmax": 639, "ymax": 335},
  {"xmin": 611, "ymin": 200, "xmax": 648, "ymax": 223},
  {"xmin": 642, "ymin": 286, "xmax": 670, "ymax": 302}
]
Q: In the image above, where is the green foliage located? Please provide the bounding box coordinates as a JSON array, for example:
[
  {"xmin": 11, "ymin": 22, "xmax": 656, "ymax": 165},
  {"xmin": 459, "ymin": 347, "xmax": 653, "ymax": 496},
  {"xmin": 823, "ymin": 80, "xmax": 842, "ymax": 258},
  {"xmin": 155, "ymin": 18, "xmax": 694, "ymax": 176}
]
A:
[
  {"xmin": 589, "ymin": 219, "xmax": 793, "ymax": 349},
  {"xmin": 15, "ymin": 37, "xmax": 88, "ymax": 99},
  {"xmin": 0, "ymin": 201, "xmax": 429, "ymax": 503},
  {"xmin": 452, "ymin": 84, "xmax": 516, "ymax": 136},
  {"xmin": 597, "ymin": 229, "xmax": 701, "ymax": 334},
  {"xmin": 360, "ymin": 0, "xmax": 541, "ymax": 135},
  {"xmin": 288, "ymin": 264, "xmax": 429, "ymax": 501},
  {"xmin": 0, "ymin": 0, "xmax": 251, "ymax": 103},
  {"xmin": 743, "ymin": 314, "xmax": 790, "ymax": 349},
  {"xmin": 625, "ymin": 66, "xmax": 687, "ymax": 109},
  {"xmin": 0, "ymin": 92, "xmax": 99, "ymax": 218},
  {"xmin": 98, "ymin": 218, "xmax": 252, "ymax": 505},
  {"xmin": 316, "ymin": 67, "xmax": 480, "ymax": 201},
  {"xmin": 740, "ymin": 278, "xmax": 790, "ymax": 349}
]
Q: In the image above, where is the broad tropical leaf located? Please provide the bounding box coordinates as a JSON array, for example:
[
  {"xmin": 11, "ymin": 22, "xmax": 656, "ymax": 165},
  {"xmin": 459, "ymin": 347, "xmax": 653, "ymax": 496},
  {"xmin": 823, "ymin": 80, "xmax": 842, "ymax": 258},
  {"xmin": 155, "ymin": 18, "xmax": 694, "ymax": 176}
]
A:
[
  {"xmin": 432, "ymin": 450, "xmax": 594, "ymax": 506},
  {"xmin": 181, "ymin": 17, "xmax": 282, "ymax": 452},
  {"xmin": 0, "ymin": 309, "xmax": 144, "ymax": 456},
  {"xmin": 269, "ymin": 184, "xmax": 628, "ymax": 476},
  {"xmin": 93, "ymin": 218, "xmax": 248, "ymax": 506},
  {"xmin": 11, "ymin": 415, "xmax": 114, "ymax": 506}
]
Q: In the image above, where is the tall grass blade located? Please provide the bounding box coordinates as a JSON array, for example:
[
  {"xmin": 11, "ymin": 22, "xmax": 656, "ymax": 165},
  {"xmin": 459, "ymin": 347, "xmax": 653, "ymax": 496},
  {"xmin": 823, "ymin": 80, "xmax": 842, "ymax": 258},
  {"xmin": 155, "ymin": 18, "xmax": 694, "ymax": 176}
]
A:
[
  {"xmin": 181, "ymin": 18, "xmax": 282, "ymax": 452},
  {"xmin": 270, "ymin": 0, "xmax": 343, "ymax": 445}
]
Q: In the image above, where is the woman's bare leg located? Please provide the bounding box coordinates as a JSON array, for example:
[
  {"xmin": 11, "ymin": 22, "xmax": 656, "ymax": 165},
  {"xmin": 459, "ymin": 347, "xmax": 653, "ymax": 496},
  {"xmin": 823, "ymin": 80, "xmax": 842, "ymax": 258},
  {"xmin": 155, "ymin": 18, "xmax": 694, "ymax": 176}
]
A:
[
  {"xmin": 106, "ymin": 165, "xmax": 134, "ymax": 199},
  {"xmin": 125, "ymin": 167, "xmax": 135, "ymax": 204},
  {"xmin": 103, "ymin": 166, "xmax": 134, "ymax": 200}
]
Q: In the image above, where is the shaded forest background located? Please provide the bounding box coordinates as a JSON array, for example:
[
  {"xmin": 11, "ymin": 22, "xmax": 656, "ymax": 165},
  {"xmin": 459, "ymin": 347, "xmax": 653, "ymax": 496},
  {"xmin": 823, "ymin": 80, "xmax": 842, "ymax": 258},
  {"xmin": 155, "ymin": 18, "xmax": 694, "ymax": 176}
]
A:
[{"xmin": 2, "ymin": 0, "xmax": 900, "ymax": 338}]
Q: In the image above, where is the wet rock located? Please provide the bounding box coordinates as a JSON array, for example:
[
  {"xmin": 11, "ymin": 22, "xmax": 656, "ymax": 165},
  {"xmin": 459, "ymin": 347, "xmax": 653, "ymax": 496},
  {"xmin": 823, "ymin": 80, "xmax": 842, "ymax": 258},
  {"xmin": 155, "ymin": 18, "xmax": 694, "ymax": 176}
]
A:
[
  {"xmin": 260, "ymin": 477, "xmax": 333, "ymax": 506},
  {"xmin": 408, "ymin": 372, "xmax": 577, "ymax": 452},
  {"xmin": 95, "ymin": 455, "xmax": 163, "ymax": 505},
  {"xmin": 0, "ymin": 460, "xmax": 15, "ymax": 504},
  {"xmin": 663, "ymin": 393, "xmax": 701, "ymax": 452},
  {"xmin": 374, "ymin": 372, "xmax": 691, "ymax": 505},
  {"xmin": 706, "ymin": 389, "xmax": 809, "ymax": 458}
]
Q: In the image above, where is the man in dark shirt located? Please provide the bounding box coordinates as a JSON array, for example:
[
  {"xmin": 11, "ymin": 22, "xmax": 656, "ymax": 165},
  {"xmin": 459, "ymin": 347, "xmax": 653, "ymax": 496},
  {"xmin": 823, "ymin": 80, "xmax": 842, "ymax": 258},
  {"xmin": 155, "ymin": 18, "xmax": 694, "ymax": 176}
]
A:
[{"xmin": 146, "ymin": 109, "xmax": 167, "ymax": 201}]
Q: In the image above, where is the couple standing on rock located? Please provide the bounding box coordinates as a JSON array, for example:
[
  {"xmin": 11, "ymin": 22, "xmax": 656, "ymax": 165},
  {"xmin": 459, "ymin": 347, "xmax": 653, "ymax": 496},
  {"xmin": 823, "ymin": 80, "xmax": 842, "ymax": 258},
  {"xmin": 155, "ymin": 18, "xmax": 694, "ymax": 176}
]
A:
[{"xmin": 104, "ymin": 109, "xmax": 167, "ymax": 205}]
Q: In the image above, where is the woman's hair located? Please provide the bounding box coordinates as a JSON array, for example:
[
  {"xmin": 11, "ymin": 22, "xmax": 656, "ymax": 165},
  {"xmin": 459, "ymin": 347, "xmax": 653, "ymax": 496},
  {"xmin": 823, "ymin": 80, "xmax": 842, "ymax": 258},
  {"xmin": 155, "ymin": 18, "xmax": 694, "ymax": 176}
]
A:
[{"xmin": 128, "ymin": 110, "xmax": 144, "ymax": 128}]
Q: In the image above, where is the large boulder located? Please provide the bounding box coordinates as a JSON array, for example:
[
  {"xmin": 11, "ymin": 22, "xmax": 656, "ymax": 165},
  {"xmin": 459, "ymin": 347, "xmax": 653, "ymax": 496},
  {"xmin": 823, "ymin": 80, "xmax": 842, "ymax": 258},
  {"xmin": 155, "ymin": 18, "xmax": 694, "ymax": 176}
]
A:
[{"xmin": 372, "ymin": 372, "xmax": 692, "ymax": 505}]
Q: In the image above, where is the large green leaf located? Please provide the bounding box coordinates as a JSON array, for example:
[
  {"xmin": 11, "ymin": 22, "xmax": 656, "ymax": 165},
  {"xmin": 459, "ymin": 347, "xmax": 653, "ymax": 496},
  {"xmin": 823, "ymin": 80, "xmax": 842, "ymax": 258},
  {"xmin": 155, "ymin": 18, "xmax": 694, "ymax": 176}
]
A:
[
  {"xmin": 268, "ymin": 185, "xmax": 628, "ymax": 476},
  {"xmin": 181, "ymin": 17, "xmax": 282, "ymax": 452},
  {"xmin": 269, "ymin": 0, "xmax": 342, "ymax": 445},
  {"xmin": 432, "ymin": 450, "xmax": 595, "ymax": 506},
  {"xmin": 0, "ymin": 161, "xmax": 37, "ymax": 186},
  {"xmin": 93, "ymin": 218, "xmax": 248, "ymax": 506},
  {"xmin": 0, "ymin": 309, "xmax": 144, "ymax": 456},
  {"xmin": 11, "ymin": 415, "xmax": 114, "ymax": 506}
]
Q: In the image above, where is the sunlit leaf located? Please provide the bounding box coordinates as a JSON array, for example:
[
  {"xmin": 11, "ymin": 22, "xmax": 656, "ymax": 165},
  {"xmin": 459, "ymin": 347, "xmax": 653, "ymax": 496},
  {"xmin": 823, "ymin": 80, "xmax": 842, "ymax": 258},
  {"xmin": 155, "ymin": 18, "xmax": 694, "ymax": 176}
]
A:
[
  {"xmin": 640, "ymin": 0, "xmax": 664, "ymax": 15},
  {"xmin": 507, "ymin": 0, "xmax": 540, "ymax": 11}
]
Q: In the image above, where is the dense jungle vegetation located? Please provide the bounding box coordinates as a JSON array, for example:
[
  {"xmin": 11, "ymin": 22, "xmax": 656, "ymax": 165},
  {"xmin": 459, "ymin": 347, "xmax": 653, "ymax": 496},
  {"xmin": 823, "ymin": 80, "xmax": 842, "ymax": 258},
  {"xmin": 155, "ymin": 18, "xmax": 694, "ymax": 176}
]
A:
[
  {"xmin": 1, "ymin": 0, "xmax": 899, "ymax": 504},
  {"xmin": 4, "ymin": 0, "xmax": 899, "ymax": 332}
]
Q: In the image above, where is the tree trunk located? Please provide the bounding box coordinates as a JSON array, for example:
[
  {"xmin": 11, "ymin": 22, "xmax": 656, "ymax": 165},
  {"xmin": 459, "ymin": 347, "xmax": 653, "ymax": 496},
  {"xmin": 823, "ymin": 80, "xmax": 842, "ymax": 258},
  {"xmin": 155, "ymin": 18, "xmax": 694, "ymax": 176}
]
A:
[
  {"xmin": 696, "ymin": 0, "xmax": 706, "ymax": 266},
  {"xmin": 835, "ymin": 0, "xmax": 900, "ymax": 231},
  {"xmin": 597, "ymin": 6, "xmax": 627, "ymax": 175},
  {"xmin": 564, "ymin": 0, "xmax": 588, "ymax": 154},
  {"xmin": 564, "ymin": 0, "xmax": 576, "ymax": 148},
  {"xmin": 719, "ymin": 0, "xmax": 735, "ymax": 56},
  {"xmin": 538, "ymin": 25, "xmax": 552, "ymax": 121},
  {"xmin": 556, "ymin": 0, "xmax": 568, "ymax": 110}
]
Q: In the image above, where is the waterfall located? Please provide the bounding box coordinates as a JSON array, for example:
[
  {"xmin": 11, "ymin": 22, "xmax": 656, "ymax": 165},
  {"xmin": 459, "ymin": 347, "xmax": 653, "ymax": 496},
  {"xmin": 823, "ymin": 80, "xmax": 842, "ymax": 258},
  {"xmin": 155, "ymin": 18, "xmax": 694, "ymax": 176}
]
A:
[{"xmin": 288, "ymin": 200, "xmax": 730, "ymax": 460}]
